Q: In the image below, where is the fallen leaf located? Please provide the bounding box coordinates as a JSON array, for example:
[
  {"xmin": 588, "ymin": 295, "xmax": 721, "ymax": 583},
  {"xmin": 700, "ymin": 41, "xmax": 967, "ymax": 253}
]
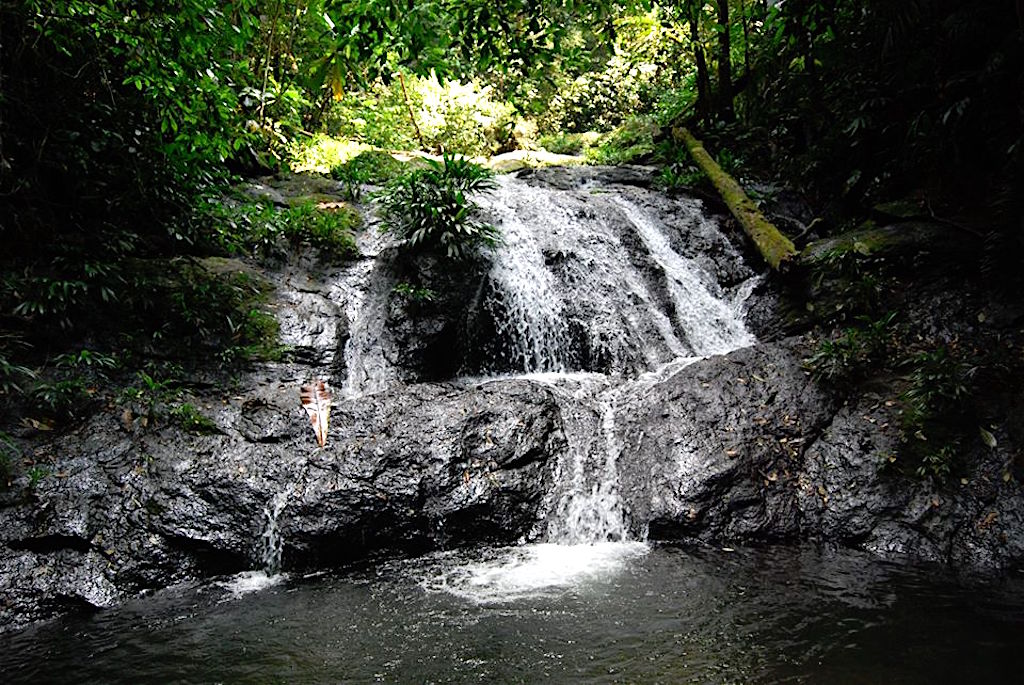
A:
[
  {"xmin": 300, "ymin": 379, "xmax": 332, "ymax": 448},
  {"xmin": 979, "ymin": 426, "xmax": 997, "ymax": 449}
]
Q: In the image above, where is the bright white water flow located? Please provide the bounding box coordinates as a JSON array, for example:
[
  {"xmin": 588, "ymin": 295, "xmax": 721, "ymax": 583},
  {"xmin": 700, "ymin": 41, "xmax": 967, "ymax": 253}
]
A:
[{"xmin": 338, "ymin": 171, "xmax": 756, "ymax": 600}]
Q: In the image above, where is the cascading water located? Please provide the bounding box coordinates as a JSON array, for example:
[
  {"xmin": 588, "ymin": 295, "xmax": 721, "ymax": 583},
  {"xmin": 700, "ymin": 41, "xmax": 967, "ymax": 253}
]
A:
[
  {"xmin": 259, "ymin": 490, "xmax": 289, "ymax": 576},
  {"xmin": 426, "ymin": 170, "xmax": 759, "ymax": 599}
]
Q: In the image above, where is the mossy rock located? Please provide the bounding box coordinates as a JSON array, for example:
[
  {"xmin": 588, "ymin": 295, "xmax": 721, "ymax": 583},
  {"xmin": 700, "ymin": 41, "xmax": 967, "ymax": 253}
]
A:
[{"xmin": 802, "ymin": 222, "xmax": 970, "ymax": 264}]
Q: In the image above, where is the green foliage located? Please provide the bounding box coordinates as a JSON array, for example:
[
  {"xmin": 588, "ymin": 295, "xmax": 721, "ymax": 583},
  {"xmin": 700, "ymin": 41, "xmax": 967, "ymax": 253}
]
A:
[
  {"xmin": 536, "ymin": 132, "xmax": 601, "ymax": 156},
  {"xmin": 897, "ymin": 347, "xmax": 977, "ymax": 479},
  {"xmin": 805, "ymin": 313, "xmax": 896, "ymax": 385},
  {"xmin": 163, "ymin": 263, "xmax": 285, "ymax": 363},
  {"xmin": 29, "ymin": 378, "xmax": 91, "ymax": 421},
  {"xmin": 170, "ymin": 403, "xmax": 221, "ymax": 434},
  {"xmin": 393, "ymin": 282, "xmax": 437, "ymax": 302},
  {"xmin": 536, "ymin": 9, "xmax": 692, "ymax": 135},
  {"xmin": 0, "ymin": 337, "xmax": 36, "ymax": 396},
  {"xmin": 197, "ymin": 197, "xmax": 359, "ymax": 260},
  {"xmin": 289, "ymin": 136, "xmax": 368, "ymax": 175},
  {"xmin": 119, "ymin": 370, "xmax": 183, "ymax": 422},
  {"xmin": 586, "ymin": 117, "xmax": 658, "ymax": 165},
  {"xmin": 331, "ymin": 151, "xmax": 408, "ymax": 200},
  {"xmin": 324, "ymin": 71, "xmax": 517, "ymax": 156},
  {"xmin": 811, "ymin": 246, "xmax": 891, "ymax": 325},
  {"xmin": 26, "ymin": 466, "xmax": 49, "ymax": 490},
  {"xmin": 657, "ymin": 164, "xmax": 707, "ymax": 190},
  {"xmin": 281, "ymin": 203, "xmax": 360, "ymax": 259},
  {"xmin": 378, "ymin": 154, "xmax": 499, "ymax": 259}
]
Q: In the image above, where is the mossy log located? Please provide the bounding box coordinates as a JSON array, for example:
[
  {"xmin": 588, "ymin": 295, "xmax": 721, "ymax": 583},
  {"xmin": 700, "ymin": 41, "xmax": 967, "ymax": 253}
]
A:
[{"xmin": 674, "ymin": 127, "xmax": 798, "ymax": 271}]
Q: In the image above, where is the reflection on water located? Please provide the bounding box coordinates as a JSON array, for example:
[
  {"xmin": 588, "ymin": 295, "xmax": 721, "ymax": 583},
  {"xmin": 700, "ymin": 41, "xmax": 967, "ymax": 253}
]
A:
[{"xmin": 2, "ymin": 544, "xmax": 1024, "ymax": 684}]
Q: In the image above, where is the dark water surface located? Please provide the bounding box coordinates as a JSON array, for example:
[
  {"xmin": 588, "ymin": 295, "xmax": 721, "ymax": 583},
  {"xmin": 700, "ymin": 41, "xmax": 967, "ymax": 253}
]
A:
[{"xmin": 3, "ymin": 544, "xmax": 1023, "ymax": 684}]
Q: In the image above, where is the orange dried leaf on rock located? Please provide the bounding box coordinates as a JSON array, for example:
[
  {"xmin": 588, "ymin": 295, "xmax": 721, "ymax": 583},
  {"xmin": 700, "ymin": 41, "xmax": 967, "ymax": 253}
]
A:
[{"xmin": 300, "ymin": 379, "xmax": 332, "ymax": 447}]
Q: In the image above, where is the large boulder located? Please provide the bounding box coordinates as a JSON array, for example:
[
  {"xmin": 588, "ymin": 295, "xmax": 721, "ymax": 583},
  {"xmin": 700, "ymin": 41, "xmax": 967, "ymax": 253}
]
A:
[
  {"xmin": 615, "ymin": 339, "xmax": 1024, "ymax": 572},
  {"xmin": 617, "ymin": 341, "xmax": 834, "ymax": 541}
]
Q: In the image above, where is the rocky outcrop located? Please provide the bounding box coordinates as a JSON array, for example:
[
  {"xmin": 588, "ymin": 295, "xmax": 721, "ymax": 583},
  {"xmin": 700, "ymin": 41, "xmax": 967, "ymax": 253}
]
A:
[
  {"xmin": 618, "ymin": 341, "xmax": 835, "ymax": 541},
  {"xmin": 617, "ymin": 339, "xmax": 1024, "ymax": 572},
  {"xmin": 3, "ymin": 168, "xmax": 1022, "ymax": 635},
  {"xmin": 0, "ymin": 378, "xmax": 564, "ymax": 631}
]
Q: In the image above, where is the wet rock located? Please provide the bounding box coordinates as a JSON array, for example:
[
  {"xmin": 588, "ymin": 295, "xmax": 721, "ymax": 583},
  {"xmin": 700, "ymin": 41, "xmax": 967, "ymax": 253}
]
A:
[
  {"xmin": 618, "ymin": 341, "xmax": 835, "ymax": 542},
  {"xmin": 616, "ymin": 339, "xmax": 1024, "ymax": 573},
  {"xmin": 0, "ymin": 379, "xmax": 563, "ymax": 632}
]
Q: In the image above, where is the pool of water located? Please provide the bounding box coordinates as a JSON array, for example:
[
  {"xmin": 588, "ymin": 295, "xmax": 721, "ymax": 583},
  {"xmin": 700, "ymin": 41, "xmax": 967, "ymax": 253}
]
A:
[{"xmin": 3, "ymin": 543, "xmax": 1023, "ymax": 684}]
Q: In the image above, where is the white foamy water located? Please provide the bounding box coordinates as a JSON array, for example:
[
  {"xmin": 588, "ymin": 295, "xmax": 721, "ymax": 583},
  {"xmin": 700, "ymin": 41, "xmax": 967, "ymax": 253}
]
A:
[
  {"xmin": 483, "ymin": 179, "xmax": 574, "ymax": 372},
  {"xmin": 218, "ymin": 570, "xmax": 287, "ymax": 598},
  {"xmin": 259, "ymin": 491, "xmax": 289, "ymax": 576},
  {"xmin": 423, "ymin": 542, "xmax": 648, "ymax": 603},
  {"xmin": 612, "ymin": 196, "xmax": 757, "ymax": 356}
]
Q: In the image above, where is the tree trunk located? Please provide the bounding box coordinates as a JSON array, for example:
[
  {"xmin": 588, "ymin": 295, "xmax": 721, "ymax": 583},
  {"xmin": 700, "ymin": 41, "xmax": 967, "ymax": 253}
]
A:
[
  {"xmin": 688, "ymin": 2, "xmax": 712, "ymax": 123},
  {"xmin": 716, "ymin": 0, "xmax": 734, "ymax": 121},
  {"xmin": 674, "ymin": 127, "xmax": 797, "ymax": 270}
]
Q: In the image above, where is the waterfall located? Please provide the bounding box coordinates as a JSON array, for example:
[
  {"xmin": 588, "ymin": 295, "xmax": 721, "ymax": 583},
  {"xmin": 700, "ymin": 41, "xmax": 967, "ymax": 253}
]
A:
[
  {"xmin": 481, "ymin": 180, "xmax": 575, "ymax": 372},
  {"xmin": 471, "ymin": 174, "xmax": 757, "ymax": 546},
  {"xmin": 258, "ymin": 491, "xmax": 289, "ymax": 576},
  {"xmin": 339, "ymin": 169, "xmax": 757, "ymax": 551}
]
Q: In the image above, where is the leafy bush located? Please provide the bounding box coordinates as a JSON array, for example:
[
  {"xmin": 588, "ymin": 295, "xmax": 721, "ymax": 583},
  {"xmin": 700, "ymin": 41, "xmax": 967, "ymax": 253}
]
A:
[
  {"xmin": 280, "ymin": 203, "xmax": 360, "ymax": 259},
  {"xmin": 0, "ymin": 336, "xmax": 36, "ymax": 396},
  {"xmin": 378, "ymin": 154, "xmax": 499, "ymax": 259},
  {"xmin": 288, "ymin": 135, "xmax": 367, "ymax": 175},
  {"xmin": 331, "ymin": 151, "xmax": 408, "ymax": 200},
  {"xmin": 170, "ymin": 403, "xmax": 220, "ymax": 434},
  {"xmin": 586, "ymin": 116, "xmax": 659, "ymax": 165},
  {"xmin": 415, "ymin": 73, "xmax": 516, "ymax": 156},
  {"xmin": 197, "ymin": 197, "xmax": 359, "ymax": 261},
  {"xmin": 804, "ymin": 313, "xmax": 896, "ymax": 384},
  {"xmin": 536, "ymin": 132, "xmax": 601, "ymax": 156},
  {"xmin": 325, "ymin": 71, "xmax": 516, "ymax": 156}
]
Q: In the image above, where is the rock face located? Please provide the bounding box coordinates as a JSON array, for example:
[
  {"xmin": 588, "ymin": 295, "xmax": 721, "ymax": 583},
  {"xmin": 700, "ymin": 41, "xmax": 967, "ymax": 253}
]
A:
[
  {"xmin": 0, "ymin": 378, "xmax": 563, "ymax": 630},
  {"xmin": 617, "ymin": 339, "xmax": 1024, "ymax": 572},
  {"xmin": 618, "ymin": 342, "xmax": 835, "ymax": 542}
]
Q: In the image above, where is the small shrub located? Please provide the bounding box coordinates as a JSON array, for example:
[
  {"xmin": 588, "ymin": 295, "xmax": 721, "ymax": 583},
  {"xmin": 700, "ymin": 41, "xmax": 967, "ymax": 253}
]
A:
[
  {"xmin": 26, "ymin": 465, "xmax": 49, "ymax": 489},
  {"xmin": 536, "ymin": 131, "xmax": 602, "ymax": 156},
  {"xmin": 896, "ymin": 346, "xmax": 977, "ymax": 479},
  {"xmin": 377, "ymin": 154, "xmax": 499, "ymax": 259},
  {"xmin": 657, "ymin": 163, "xmax": 707, "ymax": 190},
  {"xmin": 288, "ymin": 134, "xmax": 366, "ymax": 174},
  {"xmin": 0, "ymin": 336, "xmax": 36, "ymax": 396},
  {"xmin": 196, "ymin": 196, "xmax": 360, "ymax": 261},
  {"xmin": 804, "ymin": 313, "xmax": 896, "ymax": 384},
  {"xmin": 29, "ymin": 377, "xmax": 91, "ymax": 420},
  {"xmin": 586, "ymin": 116, "xmax": 658, "ymax": 165},
  {"xmin": 280, "ymin": 202, "xmax": 360, "ymax": 259},
  {"xmin": 393, "ymin": 282, "xmax": 437, "ymax": 302},
  {"xmin": 170, "ymin": 403, "xmax": 220, "ymax": 434}
]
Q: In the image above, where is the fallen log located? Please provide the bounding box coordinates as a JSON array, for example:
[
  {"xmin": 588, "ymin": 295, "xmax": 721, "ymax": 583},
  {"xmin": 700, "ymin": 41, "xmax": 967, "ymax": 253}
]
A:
[{"xmin": 674, "ymin": 127, "xmax": 798, "ymax": 271}]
